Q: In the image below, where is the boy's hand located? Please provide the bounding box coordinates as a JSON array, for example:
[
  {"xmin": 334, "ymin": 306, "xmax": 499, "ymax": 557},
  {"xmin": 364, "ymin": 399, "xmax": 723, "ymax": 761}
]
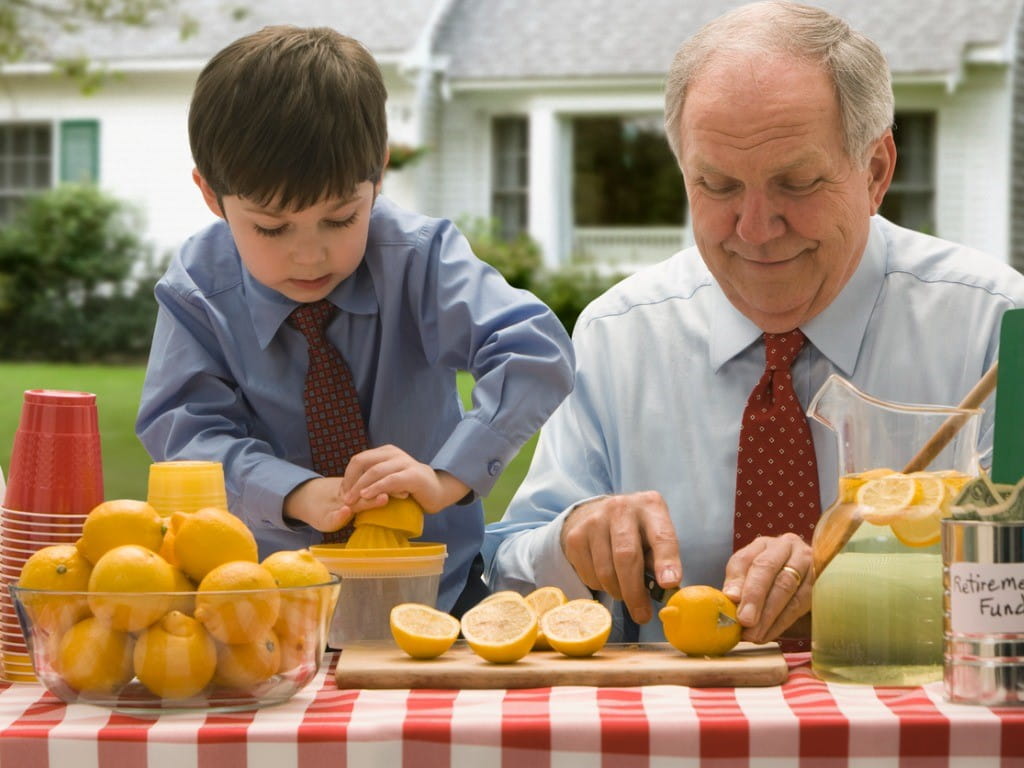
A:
[
  {"xmin": 341, "ymin": 444, "xmax": 470, "ymax": 515},
  {"xmin": 283, "ymin": 477, "xmax": 353, "ymax": 533}
]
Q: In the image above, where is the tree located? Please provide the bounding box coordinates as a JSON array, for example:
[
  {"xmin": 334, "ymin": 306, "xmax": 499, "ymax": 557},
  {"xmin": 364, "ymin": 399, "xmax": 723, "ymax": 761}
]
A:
[{"xmin": 0, "ymin": 0, "xmax": 212, "ymax": 91}]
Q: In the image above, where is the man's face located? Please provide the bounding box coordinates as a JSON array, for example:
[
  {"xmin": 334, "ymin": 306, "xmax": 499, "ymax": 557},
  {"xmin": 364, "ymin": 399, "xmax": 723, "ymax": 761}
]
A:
[
  {"xmin": 677, "ymin": 55, "xmax": 894, "ymax": 333},
  {"xmin": 194, "ymin": 172, "xmax": 380, "ymax": 303}
]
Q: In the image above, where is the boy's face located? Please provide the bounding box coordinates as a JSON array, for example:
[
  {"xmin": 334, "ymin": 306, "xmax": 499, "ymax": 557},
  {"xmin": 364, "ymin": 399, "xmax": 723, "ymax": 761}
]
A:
[{"xmin": 194, "ymin": 170, "xmax": 381, "ymax": 303}]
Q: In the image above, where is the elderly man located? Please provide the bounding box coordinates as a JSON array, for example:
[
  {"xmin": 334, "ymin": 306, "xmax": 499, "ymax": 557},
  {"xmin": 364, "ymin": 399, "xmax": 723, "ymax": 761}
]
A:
[{"xmin": 484, "ymin": 0, "xmax": 1024, "ymax": 644}]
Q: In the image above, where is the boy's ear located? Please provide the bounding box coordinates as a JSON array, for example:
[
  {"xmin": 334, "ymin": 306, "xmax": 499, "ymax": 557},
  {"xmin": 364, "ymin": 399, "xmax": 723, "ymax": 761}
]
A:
[{"xmin": 193, "ymin": 169, "xmax": 226, "ymax": 219}]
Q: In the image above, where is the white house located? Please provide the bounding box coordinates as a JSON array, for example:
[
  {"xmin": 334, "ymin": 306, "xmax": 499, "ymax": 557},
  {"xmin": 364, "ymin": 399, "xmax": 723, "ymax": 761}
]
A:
[{"xmin": 2, "ymin": 0, "xmax": 1022, "ymax": 272}]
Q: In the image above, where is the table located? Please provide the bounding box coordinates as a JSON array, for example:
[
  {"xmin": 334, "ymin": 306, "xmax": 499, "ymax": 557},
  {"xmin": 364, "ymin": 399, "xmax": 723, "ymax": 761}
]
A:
[{"xmin": 0, "ymin": 653, "xmax": 1021, "ymax": 767}]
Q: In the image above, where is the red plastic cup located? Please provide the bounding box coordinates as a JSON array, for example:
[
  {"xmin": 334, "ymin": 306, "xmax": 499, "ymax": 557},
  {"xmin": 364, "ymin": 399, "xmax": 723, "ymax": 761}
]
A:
[{"xmin": 4, "ymin": 390, "xmax": 104, "ymax": 517}]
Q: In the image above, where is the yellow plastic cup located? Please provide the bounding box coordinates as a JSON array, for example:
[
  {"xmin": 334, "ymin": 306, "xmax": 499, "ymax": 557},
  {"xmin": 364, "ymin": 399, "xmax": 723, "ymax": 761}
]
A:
[{"xmin": 147, "ymin": 461, "xmax": 228, "ymax": 517}]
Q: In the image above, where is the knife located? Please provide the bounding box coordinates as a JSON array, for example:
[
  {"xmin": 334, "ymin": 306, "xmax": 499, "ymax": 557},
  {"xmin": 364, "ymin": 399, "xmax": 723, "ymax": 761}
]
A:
[{"xmin": 644, "ymin": 571, "xmax": 738, "ymax": 627}]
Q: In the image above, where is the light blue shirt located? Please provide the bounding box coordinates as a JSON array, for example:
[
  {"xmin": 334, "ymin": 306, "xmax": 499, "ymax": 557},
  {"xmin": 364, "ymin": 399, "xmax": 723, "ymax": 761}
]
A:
[
  {"xmin": 136, "ymin": 196, "xmax": 574, "ymax": 611},
  {"xmin": 484, "ymin": 216, "xmax": 1024, "ymax": 640}
]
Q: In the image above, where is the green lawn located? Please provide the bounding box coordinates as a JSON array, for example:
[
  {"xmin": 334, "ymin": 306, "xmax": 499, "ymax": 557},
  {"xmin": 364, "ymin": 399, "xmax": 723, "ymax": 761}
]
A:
[{"xmin": 0, "ymin": 363, "xmax": 533, "ymax": 523}]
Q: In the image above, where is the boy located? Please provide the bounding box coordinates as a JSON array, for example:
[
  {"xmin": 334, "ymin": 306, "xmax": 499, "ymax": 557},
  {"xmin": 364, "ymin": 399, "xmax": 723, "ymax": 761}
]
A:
[{"xmin": 136, "ymin": 26, "xmax": 574, "ymax": 615}]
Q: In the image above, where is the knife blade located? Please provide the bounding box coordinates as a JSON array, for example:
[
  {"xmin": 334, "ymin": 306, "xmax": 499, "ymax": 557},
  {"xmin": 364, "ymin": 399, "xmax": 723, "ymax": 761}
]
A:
[{"xmin": 644, "ymin": 571, "xmax": 738, "ymax": 627}]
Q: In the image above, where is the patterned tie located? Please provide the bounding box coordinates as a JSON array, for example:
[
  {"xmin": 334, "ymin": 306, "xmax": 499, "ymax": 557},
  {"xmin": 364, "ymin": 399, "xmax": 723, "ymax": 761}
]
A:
[
  {"xmin": 289, "ymin": 299, "xmax": 368, "ymax": 543},
  {"xmin": 734, "ymin": 330, "xmax": 821, "ymax": 550}
]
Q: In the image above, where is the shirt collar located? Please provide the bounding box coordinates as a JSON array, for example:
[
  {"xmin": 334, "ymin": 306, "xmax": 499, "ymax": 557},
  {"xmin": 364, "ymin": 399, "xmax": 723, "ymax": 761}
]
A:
[
  {"xmin": 247, "ymin": 260, "xmax": 380, "ymax": 349},
  {"xmin": 709, "ymin": 217, "xmax": 886, "ymax": 374}
]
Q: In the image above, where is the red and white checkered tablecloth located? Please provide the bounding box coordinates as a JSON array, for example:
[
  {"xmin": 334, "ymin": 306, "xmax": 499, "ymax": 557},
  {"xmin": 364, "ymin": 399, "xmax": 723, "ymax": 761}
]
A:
[{"xmin": 0, "ymin": 653, "xmax": 1021, "ymax": 768}]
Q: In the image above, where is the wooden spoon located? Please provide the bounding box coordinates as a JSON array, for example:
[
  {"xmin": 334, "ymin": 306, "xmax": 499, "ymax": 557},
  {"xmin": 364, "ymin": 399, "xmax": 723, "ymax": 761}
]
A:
[{"xmin": 811, "ymin": 362, "xmax": 999, "ymax": 578}]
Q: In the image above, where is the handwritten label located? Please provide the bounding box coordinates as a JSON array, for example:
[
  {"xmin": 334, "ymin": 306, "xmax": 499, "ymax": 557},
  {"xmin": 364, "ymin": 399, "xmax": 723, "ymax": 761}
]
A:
[{"xmin": 949, "ymin": 563, "xmax": 1024, "ymax": 633}]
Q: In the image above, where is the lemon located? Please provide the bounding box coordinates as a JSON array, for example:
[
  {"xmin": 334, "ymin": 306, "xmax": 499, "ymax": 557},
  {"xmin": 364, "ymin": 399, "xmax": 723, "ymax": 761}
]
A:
[
  {"xmin": 261, "ymin": 549, "xmax": 333, "ymax": 636},
  {"xmin": 659, "ymin": 585, "xmax": 741, "ymax": 657},
  {"xmin": 524, "ymin": 585, "xmax": 567, "ymax": 650},
  {"xmin": 87, "ymin": 544, "xmax": 176, "ymax": 632},
  {"xmin": 56, "ymin": 616, "xmax": 135, "ymax": 695},
  {"xmin": 837, "ymin": 467, "xmax": 895, "ymax": 503},
  {"xmin": 460, "ymin": 593, "xmax": 538, "ymax": 663},
  {"xmin": 906, "ymin": 472, "xmax": 947, "ymax": 518},
  {"xmin": 353, "ymin": 497, "xmax": 424, "ymax": 538},
  {"xmin": 75, "ymin": 499, "xmax": 165, "ymax": 566},
  {"xmin": 539, "ymin": 599, "xmax": 612, "ymax": 657},
  {"xmin": 17, "ymin": 544, "xmax": 93, "ymax": 634},
  {"xmin": 390, "ymin": 603, "xmax": 460, "ymax": 659},
  {"xmin": 346, "ymin": 523, "xmax": 408, "ymax": 549},
  {"xmin": 194, "ymin": 560, "xmax": 280, "ymax": 644},
  {"xmin": 480, "ymin": 590, "xmax": 527, "ymax": 604},
  {"xmin": 856, "ymin": 473, "xmax": 917, "ymax": 524},
  {"xmin": 889, "ymin": 511, "xmax": 943, "ymax": 548},
  {"xmin": 277, "ymin": 627, "xmax": 317, "ymax": 675},
  {"xmin": 170, "ymin": 507, "xmax": 259, "ymax": 583},
  {"xmin": 168, "ymin": 566, "xmax": 197, "ymax": 616},
  {"xmin": 213, "ymin": 628, "xmax": 281, "ymax": 690},
  {"xmin": 133, "ymin": 611, "xmax": 217, "ymax": 699}
]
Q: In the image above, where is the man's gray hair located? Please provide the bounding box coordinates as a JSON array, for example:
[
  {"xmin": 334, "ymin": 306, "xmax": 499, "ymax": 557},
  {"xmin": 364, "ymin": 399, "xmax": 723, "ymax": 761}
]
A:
[{"xmin": 664, "ymin": 0, "xmax": 894, "ymax": 165}]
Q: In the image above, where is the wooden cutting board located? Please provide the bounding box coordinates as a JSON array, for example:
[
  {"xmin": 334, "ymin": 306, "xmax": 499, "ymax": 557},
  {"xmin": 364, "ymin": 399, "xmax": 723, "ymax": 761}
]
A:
[{"xmin": 335, "ymin": 641, "xmax": 787, "ymax": 689}]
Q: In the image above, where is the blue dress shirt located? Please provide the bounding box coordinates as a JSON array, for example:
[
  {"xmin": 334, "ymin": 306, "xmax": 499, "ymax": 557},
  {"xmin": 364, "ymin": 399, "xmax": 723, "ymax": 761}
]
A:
[
  {"xmin": 484, "ymin": 216, "xmax": 1024, "ymax": 640},
  {"xmin": 136, "ymin": 196, "xmax": 574, "ymax": 611}
]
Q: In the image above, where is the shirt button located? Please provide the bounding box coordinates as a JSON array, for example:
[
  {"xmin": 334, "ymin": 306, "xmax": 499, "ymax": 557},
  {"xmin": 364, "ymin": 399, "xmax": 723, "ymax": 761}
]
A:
[{"xmin": 487, "ymin": 460, "xmax": 503, "ymax": 477}]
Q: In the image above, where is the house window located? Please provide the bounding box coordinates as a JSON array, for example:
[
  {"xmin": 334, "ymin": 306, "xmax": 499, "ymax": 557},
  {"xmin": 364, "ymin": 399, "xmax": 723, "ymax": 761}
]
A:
[
  {"xmin": 491, "ymin": 117, "xmax": 529, "ymax": 240},
  {"xmin": 0, "ymin": 120, "xmax": 100, "ymax": 223},
  {"xmin": 572, "ymin": 115, "xmax": 685, "ymax": 227},
  {"xmin": 571, "ymin": 115, "xmax": 686, "ymax": 266},
  {"xmin": 879, "ymin": 112, "xmax": 935, "ymax": 234},
  {"xmin": 0, "ymin": 123, "xmax": 52, "ymax": 222}
]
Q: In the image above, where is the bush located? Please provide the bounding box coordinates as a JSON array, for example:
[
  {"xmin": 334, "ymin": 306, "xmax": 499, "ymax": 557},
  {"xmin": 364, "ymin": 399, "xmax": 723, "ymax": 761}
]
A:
[
  {"xmin": 0, "ymin": 184, "xmax": 165, "ymax": 362},
  {"xmin": 464, "ymin": 218, "xmax": 625, "ymax": 335}
]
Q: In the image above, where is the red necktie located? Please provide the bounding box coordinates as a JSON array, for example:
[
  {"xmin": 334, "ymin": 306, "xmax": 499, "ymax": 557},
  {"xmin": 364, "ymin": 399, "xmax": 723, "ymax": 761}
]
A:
[
  {"xmin": 289, "ymin": 300, "xmax": 368, "ymax": 543},
  {"xmin": 734, "ymin": 330, "xmax": 820, "ymax": 550}
]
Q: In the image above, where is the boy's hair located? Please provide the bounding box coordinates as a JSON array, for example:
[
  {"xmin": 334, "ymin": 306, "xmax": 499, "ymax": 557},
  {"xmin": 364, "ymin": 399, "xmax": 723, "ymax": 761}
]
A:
[{"xmin": 189, "ymin": 25, "xmax": 388, "ymax": 211}]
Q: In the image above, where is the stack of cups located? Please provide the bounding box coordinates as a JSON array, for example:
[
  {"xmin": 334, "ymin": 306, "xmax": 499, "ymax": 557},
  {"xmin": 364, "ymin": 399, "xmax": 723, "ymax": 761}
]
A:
[
  {"xmin": 146, "ymin": 460, "xmax": 228, "ymax": 517},
  {"xmin": 1, "ymin": 390, "xmax": 104, "ymax": 682}
]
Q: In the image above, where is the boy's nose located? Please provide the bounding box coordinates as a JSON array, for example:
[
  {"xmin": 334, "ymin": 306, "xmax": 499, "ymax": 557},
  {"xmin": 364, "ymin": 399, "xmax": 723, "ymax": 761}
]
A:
[{"xmin": 290, "ymin": 241, "xmax": 328, "ymax": 265}]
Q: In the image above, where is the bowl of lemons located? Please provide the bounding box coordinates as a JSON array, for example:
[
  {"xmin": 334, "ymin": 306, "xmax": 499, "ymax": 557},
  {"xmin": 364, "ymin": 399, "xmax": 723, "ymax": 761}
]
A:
[{"xmin": 9, "ymin": 500, "xmax": 340, "ymax": 713}]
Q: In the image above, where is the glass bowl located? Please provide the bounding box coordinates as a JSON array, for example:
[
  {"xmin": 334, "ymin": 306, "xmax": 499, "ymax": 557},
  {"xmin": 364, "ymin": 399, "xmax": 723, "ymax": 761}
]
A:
[{"xmin": 8, "ymin": 576, "xmax": 341, "ymax": 714}]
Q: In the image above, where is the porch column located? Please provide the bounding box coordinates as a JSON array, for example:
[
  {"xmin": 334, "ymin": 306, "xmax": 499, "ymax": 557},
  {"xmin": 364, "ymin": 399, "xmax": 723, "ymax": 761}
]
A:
[{"xmin": 528, "ymin": 108, "xmax": 562, "ymax": 267}]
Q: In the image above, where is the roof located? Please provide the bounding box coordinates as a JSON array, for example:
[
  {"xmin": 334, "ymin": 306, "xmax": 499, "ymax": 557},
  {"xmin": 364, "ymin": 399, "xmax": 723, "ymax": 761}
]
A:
[
  {"xmin": 435, "ymin": 0, "xmax": 1023, "ymax": 81},
  {"xmin": 10, "ymin": 0, "xmax": 1022, "ymax": 81}
]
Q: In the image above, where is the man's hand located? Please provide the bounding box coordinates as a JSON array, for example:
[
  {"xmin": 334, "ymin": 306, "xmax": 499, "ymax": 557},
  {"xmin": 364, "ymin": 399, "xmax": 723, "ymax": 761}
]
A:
[
  {"xmin": 721, "ymin": 533, "xmax": 812, "ymax": 643},
  {"xmin": 340, "ymin": 444, "xmax": 470, "ymax": 516},
  {"xmin": 560, "ymin": 491, "xmax": 681, "ymax": 624},
  {"xmin": 283, "ymin": 477, "xmax": 352, "ymax": 533}
]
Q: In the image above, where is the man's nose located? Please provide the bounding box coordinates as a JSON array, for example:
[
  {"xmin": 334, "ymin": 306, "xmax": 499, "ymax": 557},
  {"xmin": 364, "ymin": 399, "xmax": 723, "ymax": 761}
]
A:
[{"xmin": 734, "ymin": 191, "xmax": 785, "ymax": 245}]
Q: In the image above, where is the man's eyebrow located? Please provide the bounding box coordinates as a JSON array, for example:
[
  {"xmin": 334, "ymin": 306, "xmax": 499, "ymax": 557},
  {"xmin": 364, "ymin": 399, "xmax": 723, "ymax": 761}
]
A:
[{"xmin": 693, "ymin": 155, "xmax": 821, "ymax": 177}]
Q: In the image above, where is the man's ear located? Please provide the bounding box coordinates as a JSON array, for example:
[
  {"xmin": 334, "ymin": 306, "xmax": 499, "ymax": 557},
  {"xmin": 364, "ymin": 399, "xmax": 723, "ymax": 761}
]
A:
[
  {"xmin": 193, "ymin": 169, "xmax": 226, "ymax": 219},
  {"xmin": 866, "ymin": 131, "xmax": 896, "ymax": 216}
]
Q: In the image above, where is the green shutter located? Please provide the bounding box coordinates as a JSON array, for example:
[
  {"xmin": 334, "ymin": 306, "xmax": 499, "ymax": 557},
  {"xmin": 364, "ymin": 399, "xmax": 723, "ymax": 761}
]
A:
[{"xmin": 59, "ymin": 120, "xmax": 99, "ymax": 183}]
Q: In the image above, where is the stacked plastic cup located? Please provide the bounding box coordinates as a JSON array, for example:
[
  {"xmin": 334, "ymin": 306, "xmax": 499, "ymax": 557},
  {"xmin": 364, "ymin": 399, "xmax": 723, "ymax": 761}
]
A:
[
  {"xmin": 1, "ymin": 390, "xmax": 104, "ymax": 682},
  {"xmin": 146, "ymin": 460, "xmax": 228, "ymax": 517}
]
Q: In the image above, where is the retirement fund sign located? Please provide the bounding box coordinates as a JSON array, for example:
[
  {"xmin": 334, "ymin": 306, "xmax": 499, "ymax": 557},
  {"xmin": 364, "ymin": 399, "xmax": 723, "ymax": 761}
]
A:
[{"xmin": 949, "ymin": 564, "xmax": 1024, "ymax": 632}]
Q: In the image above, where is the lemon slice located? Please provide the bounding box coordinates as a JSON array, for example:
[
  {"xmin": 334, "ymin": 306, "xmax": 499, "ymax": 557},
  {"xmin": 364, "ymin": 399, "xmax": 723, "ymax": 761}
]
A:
[
  {"xmin": 856, "ymin": 473, "xmax": 917, "ymax": 524},
  {"xmin": 890, "ymin": 510, "xmax": 942, "ymax": 547},
  {"xmin": 539, "ymin": 599, "xmax": 612, "ymax": 658},
  {"xmin": 905, "ymin": 473, "xmax": 947, "ymax": 519},
  {"xmin": 390, "ymin": 603, "xmax": 460, "ymax": 660},
  {"xmin": 525, "ymin": 586, "xmax": 568, "ymax": 650},
  {"xmin": 460, "ymin": 594, "xmax": 538, "ymax": 663},
  {"xmin": 837, "ymin": 467, "xmax": 895, "ymax": 503}
]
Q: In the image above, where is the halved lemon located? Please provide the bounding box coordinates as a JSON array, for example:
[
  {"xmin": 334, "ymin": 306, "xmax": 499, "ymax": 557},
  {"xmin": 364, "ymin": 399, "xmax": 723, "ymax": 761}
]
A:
[
  {"xmin": 460, "ymin": 594, "xmax": 538, "ymax": 663},
  {"xmin": 856, "ymin": 473, "xmax": 917, "ymax": 523},
  {"xmin": 539, "ymin": 599, "xmax": 612, "ymax": 657},
  {"xmin": 525, "ymin": 586, "xmax": 567, "ymax": 650},
  {"xmin": 389, "ymin": 603, "xmax": 460, "ymax": 660}
]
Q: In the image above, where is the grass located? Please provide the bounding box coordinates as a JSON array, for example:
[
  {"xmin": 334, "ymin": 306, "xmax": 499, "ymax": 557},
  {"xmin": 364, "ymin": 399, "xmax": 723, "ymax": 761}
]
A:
[{"xmin": 0, "ymin": 363, "xmax": 534, "ymax": 523}]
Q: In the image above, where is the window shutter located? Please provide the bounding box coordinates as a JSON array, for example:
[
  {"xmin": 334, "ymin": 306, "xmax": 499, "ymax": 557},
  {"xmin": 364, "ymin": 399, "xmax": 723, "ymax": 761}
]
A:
[{"xmin": 59, "ymin": 120, "xmax": 100, "ymax": 183}]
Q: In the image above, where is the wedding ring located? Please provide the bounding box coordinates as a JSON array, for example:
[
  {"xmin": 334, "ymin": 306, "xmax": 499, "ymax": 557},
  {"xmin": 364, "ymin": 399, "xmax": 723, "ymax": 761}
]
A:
[{"xmin": 780, "ymin": 565, "xmax": 803, "ymax": 585}]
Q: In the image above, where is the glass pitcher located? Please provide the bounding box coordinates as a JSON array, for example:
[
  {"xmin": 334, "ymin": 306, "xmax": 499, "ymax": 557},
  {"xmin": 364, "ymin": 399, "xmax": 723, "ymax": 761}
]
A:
[{"xmin": 807, "ymin": 375, "xmax": 981, "ymax": 686}]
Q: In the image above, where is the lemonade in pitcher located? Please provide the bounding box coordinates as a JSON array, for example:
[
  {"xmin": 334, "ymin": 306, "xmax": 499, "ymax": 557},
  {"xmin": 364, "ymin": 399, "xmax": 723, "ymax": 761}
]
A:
[
  {"xmin": 807, "ymin": 375, "xmax": 981, "ymax": 687},
  {"xmin": 812, "ymin": 469, "xmax": 971, "ymax": 685}
]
